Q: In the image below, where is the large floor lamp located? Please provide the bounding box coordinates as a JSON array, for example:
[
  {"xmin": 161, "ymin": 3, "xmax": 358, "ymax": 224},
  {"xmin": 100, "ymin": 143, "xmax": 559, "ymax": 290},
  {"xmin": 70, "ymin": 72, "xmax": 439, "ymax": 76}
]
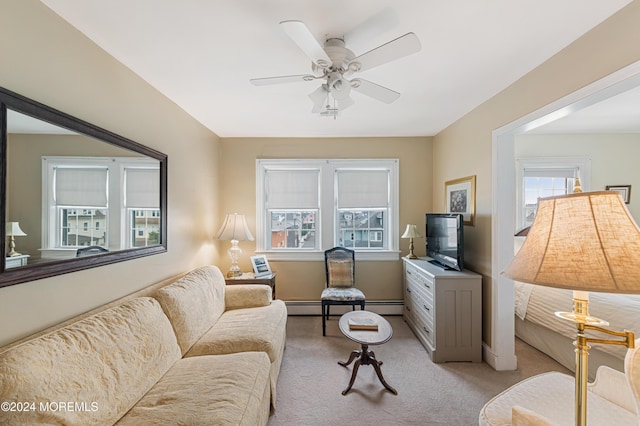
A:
[{"xmin": 503, "ymin": 191, "xmax": 638, "ymax": 426}]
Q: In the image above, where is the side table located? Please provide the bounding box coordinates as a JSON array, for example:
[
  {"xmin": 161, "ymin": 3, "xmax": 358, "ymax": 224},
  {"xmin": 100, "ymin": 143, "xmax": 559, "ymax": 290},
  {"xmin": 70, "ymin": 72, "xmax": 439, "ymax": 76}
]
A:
[
  {"xmin": 338, "ymin": 310, "xmax": 397, "ymax": 395},
  {"xmin": 225, "ymin": 272, "xmax": 277, "ymax": 298}
]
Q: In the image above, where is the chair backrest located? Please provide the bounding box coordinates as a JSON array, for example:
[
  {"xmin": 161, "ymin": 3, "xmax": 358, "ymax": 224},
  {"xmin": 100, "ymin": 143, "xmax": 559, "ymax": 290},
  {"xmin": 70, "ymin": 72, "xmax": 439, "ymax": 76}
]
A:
[
  {"xmin": 324, "ymin": 247, "xmax": 355, "ymax": 288},
  {"xmin": 76, "ymin": 245, "xmax": 109, "ymax": 257}
]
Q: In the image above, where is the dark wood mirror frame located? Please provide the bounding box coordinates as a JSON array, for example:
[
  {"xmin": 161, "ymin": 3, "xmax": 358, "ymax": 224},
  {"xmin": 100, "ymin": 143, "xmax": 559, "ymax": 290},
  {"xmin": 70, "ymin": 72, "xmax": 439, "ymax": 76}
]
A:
[{"xmin": 0, "ymin": 87, "xmax": 168, "ymax": 288}]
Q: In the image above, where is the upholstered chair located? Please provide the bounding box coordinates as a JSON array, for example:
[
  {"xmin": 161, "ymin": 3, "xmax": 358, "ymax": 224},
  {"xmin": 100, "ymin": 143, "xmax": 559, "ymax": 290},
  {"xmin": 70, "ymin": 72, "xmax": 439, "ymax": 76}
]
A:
[{"xmin": 320, "ymin": 247, "xmax": 365, "ymax": 336}]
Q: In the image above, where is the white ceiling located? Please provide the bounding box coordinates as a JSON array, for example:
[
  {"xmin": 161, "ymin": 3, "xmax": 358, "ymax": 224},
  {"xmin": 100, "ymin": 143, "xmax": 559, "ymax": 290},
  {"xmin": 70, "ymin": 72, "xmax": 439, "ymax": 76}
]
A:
[
  {"xmin": 529, "ymin": 84, "xmax": 640, "ymax": 134},
  {"xmin": 41, "ymin": 0, "xmax": 632, "ymax": 138}
]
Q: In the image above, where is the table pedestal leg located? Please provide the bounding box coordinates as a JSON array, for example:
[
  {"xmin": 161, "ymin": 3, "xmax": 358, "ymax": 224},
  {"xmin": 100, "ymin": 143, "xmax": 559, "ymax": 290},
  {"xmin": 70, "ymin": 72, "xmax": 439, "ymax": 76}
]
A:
[{"xmin": 339, "ymin": 344, "xmax": 397, "ymax": 395}]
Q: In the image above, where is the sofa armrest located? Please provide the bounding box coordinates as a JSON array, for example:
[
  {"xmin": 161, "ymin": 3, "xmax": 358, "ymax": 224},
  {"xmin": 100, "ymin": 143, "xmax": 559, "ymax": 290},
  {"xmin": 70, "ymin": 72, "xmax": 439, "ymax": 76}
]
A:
[
  {"xmin": 225, "ymin": 284, "xmax": 272, "ymax": 310},
  {"xmin": 589, "ymin": 365, "xmax": 636, "ymax": 414}
]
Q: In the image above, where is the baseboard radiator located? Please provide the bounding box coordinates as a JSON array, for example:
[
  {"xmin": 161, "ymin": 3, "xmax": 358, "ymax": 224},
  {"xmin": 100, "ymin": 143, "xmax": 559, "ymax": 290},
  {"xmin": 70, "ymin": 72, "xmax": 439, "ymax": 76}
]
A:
[{"xmin": 284, "ymin": 300, "xmax": 404, "ymax": 316}]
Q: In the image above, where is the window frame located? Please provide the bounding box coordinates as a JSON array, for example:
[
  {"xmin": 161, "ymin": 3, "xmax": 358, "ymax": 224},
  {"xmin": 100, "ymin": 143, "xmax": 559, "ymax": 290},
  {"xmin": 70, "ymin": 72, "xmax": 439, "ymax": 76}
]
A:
[
  {"xmin": 256, "ymin": 159, "xmax": 400, "ymax": 261},
  {"xmin": 41, "ymin": 156, "xmax": 160, "ymax": 258},
  {"xmin": 515, "ymin": 156, "xmax": 591, "ymax": 231}
]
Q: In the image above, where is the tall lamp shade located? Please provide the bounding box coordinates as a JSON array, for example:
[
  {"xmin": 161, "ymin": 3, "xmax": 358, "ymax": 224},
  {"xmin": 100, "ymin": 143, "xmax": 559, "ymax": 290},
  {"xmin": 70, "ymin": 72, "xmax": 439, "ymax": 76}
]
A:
[
  {"xmin": 215, "ymin": 213, "xmax": 254, "ymax": 277},
  {"xmin": 5, "ymin": 222, "xmax": 27, "ymax": 257},
  {"xmin": 502, "ymin": 191, "xmax": 640, "ymax": 426},
  {"xmin": 401, "ymin": 224, "xmax": 422, "ymax": 259}
]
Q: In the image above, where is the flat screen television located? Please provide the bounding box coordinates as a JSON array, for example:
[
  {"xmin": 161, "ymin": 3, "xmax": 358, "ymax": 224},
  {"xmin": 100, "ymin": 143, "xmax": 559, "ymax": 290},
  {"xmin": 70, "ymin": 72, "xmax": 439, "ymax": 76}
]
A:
[{"xmin": 425, "ymin": 213, "xmax": 464, "ymax": 271}]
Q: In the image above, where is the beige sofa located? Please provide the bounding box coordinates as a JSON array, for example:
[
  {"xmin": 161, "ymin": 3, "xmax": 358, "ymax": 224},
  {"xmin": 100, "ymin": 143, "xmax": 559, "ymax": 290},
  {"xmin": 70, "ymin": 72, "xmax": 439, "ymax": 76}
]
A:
[{"xmin": 0, "ymin": 265, "xmax": 287, "ymax": 425}]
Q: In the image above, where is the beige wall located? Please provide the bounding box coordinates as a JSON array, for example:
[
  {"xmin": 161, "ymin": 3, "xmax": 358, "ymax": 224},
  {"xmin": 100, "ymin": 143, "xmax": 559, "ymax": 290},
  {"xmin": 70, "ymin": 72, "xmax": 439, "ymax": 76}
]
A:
[
  {"xmin": 433, "ymin": 1, "xmax": 640, "ymax": 347},
  {"xmin": 516, "ymin": 133, "xmax": 640, "ymax": 219},
  {"xmin": 218, "ymin": 137, "xmax": 432, "ymax": 302},
  {"xmin": 0, "ymin": 0, "xmax": 221, "ymax": 346}
]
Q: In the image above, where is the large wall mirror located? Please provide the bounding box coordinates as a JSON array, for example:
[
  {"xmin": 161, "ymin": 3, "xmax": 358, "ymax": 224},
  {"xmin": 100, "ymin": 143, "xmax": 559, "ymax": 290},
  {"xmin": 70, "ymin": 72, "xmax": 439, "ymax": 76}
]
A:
[{"xmin": 0, "ymin": 87, "xmax": 167, "ymax": 288}]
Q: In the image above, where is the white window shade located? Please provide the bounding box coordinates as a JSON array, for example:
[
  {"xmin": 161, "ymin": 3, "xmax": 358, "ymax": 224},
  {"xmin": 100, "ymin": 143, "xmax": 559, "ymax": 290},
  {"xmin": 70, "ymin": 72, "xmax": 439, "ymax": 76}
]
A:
[
  {"xmin": 54, "ymin": 167, "xmax": 108, "ymax": 207},
  {"xmin": 337, "ymin": 170, "xmax": 389, "ymax": 208},
  {"xmin": 125, "ymin": 168, "xmax": 160, "ymax": 208},
  {"xmin": 267, "ymin": 169, "xmax": 319, "ymax": 209}
]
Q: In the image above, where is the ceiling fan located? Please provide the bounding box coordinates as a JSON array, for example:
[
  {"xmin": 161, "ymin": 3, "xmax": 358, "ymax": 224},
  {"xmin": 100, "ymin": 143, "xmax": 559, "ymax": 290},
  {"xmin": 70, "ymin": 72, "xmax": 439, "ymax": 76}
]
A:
[{"xmin": 250, "ymin": 20, "xmax": 421, "ymax": 117}]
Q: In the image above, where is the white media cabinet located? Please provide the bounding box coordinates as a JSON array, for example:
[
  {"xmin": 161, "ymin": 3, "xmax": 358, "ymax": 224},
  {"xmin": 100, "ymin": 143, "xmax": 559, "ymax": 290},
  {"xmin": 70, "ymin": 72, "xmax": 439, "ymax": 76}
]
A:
[{"xmin": 402, "ymin": 257, "xmax": 482, "ymax": 363}]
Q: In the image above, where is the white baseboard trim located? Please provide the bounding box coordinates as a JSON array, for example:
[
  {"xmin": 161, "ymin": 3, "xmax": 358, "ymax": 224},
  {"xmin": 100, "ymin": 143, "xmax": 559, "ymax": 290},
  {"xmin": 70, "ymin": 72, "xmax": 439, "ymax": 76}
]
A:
[
  {"xmin": 285, "ymin": 300, "xmax": 404, "ymax": 316},
  {"xmin": 482, "ymin": 342, "xmax": 517, "ymax": 371},
  {"xmin": 483, "ymin": 343, "xmax": 498, "ymax": 370}
]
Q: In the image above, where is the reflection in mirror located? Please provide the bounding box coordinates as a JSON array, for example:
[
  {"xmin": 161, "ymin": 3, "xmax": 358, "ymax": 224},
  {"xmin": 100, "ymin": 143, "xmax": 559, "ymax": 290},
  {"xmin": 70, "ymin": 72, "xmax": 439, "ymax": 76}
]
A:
[{"xmin": 1, "ymin": 88, "xmax": 167, "ymax": 288}]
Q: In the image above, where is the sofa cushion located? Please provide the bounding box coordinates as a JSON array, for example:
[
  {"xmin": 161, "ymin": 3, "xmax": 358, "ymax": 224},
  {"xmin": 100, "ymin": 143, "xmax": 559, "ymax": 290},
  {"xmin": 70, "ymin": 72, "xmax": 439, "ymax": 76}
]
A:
[
  {"xmin": 185, "ymin": 299, "xmax": 287, "ymax": 363},
  {"xmin": 225, "ymin": 284, "xmax": 272, "ymax": 310},
  {"xmin": 116, "ymin": 352, "xmax": 271, "ymax": 426},
  {"xmin": 0, "ymin": 297, "xmax": 181, "ymax": 426},
  {"xmin": 154, "ymin": 265, "xmax": 226, "ymax": 355}
]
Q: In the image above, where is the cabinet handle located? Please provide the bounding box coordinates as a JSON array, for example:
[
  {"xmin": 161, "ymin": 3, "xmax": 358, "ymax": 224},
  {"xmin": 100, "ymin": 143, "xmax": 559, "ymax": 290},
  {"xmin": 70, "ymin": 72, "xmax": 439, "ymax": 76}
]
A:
[
  {"xmin": 422, "ymin": 326, "xmax": 430, "ymax": 334},
  {"xmin": 406, "ymin": 306, "xmax": 411, "ymax": 312},
  {"xmin": 424, "ymin": 283, "xmax": 430, "ymax": 289},
  {"xmin": 423, "ymin": 304, "xmax": 430, "ymax": 312},
  {"xmin": 407, "ymin": 270, "xmax": 412, "ymax": 276},
  {"xmin": 407, "ymin": 287, "xmax": 412, "ymax": 293}
]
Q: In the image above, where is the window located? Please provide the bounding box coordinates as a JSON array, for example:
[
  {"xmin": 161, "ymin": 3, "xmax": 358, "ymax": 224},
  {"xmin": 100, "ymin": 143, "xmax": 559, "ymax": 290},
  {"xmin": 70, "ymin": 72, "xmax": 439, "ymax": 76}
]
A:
[
  {"xmin": 256, "ymin": 159, "xmax": 399, "ymax": 261},
  {"xmin": 516, "ymin": 157, "xmax": 591, "ymax": 230},
  {"xmin": 42, "ymin": 157, "xmax": 159, "ymax": 255},
  {"xmin": 124, "ymin": 168, "xmax": 161, "ymax": 248},
  {"xmin": 263, "ymin": 168, "xmax": 320, "ymax": 250}
]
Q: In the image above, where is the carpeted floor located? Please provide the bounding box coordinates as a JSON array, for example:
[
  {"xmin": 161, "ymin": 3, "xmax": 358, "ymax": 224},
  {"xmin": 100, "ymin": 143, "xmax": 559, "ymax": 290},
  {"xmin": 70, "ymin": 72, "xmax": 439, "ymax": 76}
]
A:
[{"xmin": 268, "ymin": 315, "xmax": 570, "ymax": 426}]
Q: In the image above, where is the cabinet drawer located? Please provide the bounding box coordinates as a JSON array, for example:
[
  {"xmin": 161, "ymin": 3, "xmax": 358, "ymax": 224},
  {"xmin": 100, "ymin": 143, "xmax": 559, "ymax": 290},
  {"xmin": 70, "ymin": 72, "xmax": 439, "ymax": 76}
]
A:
[
  {"xmin": 406, "ymin": 264, "xmax": 434, "ymax": 297},
  {"xmin": 412, "ymin": 307, "xmax": 435, "ymax": 346}
]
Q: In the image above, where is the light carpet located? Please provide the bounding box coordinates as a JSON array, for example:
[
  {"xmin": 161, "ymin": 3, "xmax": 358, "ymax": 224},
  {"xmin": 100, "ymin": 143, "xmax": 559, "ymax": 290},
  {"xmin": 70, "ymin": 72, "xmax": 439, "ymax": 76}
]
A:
[{"xmin": 268, "ymin": 315, "xmax": 571, "ymax": 426}]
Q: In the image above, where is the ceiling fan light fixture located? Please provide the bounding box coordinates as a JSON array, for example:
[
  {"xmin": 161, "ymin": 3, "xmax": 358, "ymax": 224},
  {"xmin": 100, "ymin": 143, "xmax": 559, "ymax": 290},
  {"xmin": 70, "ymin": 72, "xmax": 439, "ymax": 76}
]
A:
[
  {"xmin": 337, "ymin": 96, "xmax": 355, "ymax": 110},
  {"xmin": 309, "ymin": 85, "xmax": 329, "ymax": 113},
  {"xmin": 348, "ymin": 62, "xmax": 361, "ymax": 73}
]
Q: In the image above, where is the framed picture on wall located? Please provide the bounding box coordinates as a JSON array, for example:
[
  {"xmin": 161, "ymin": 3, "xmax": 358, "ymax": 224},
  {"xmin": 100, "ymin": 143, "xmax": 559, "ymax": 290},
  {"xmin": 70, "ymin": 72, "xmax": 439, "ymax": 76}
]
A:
[
  {"xmin": 606, "ymin": 185, "xmax": 631, "ymax": 204},
  {"xmin": 250, "ymin": 255, "xmax": 272, "ymax": 277},
  {"xmin": 445, "ymin": 175, "xmax": 476, "ymax": 226}
]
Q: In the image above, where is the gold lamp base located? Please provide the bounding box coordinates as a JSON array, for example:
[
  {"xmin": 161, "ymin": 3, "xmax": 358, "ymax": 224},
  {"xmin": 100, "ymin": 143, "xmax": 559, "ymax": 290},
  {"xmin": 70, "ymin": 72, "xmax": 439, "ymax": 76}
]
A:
[
  {"xmin": 556, "ymin": 296, "xmax": 635, "ymax": 426},
  {"xmin": 405, "ymin": 237, "xmax": 418, "ymax": 259}
]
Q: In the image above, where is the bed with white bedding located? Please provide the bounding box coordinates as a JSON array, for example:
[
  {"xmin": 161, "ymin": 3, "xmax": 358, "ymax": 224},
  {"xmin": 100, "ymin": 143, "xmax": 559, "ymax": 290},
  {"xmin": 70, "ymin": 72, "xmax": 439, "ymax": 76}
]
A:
[{"xmin": 514, "ymin": 281, "xmax": 640, "ymax": 379}]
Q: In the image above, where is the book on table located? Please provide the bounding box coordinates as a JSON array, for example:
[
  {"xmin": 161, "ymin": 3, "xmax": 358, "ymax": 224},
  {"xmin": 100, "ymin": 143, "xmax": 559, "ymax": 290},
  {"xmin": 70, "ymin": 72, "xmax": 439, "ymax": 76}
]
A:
[{"xmin": 348, "ymin": 317, "xmax": 379, "ymax": 331}]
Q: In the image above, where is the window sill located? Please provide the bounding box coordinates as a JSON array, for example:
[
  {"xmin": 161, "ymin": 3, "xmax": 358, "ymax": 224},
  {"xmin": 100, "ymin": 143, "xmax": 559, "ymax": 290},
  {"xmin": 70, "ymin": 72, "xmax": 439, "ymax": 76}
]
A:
[{"xmin": 255, "ymin": 250, "xmax": 401, "ymax": 262}]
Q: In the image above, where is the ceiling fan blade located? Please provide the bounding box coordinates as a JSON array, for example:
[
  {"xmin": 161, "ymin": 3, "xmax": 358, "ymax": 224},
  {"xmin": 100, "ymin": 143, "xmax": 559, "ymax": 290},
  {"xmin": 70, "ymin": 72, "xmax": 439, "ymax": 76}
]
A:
[
  {"xmin": 343, "ymin": 9, "xmax": 399, "ymax": 52},
  {"xmin": 348, "ymin": 32, "xmax": 421, "ymax": 73},
  {"xmin": 351, "ymin": 79, "xmax": 400, "ymax": 104},
  {"xmin": 280, "ymin": 20, "xmax": 332, "ymax": 68},
  {"xmin": 250, "ymin": 74, "xmax": 316, "ymax": 86}
]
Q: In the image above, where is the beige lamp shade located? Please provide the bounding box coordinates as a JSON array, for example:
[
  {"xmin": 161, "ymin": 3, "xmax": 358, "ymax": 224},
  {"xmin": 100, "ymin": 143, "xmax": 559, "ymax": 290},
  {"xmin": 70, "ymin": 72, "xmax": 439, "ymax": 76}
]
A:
[
  {"xmin": 502, "ymin": 191, "xmax": 640, "ymax": 294},
  {"xmin": 401, "ymin": 224, "xmax": 422, "ymax": 239},
  {"xmin": 5, "ymin": 222, "xmax": 26, "ymax": 237},
  {"xmin": 215, "ymin": 213, "xmax": 254, "ymax": 241}
]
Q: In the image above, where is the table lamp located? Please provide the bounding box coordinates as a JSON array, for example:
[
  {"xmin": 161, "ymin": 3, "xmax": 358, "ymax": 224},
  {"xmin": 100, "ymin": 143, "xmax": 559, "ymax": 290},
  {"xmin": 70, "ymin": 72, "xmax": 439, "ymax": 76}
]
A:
[
  {"xmin": 502, "ymin": 191, "xmax": 639, "ymax": 426},
  {"xmin": 401, "ymin": 224, "xmax": 422, "ymax": 259},
  {"xmin": 6, "ymin": 222, "xmax": 27, "ymax": 257},
  {"xmin": 215, "ymin": 213, "xmax": 254, "ymax": 277}
]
